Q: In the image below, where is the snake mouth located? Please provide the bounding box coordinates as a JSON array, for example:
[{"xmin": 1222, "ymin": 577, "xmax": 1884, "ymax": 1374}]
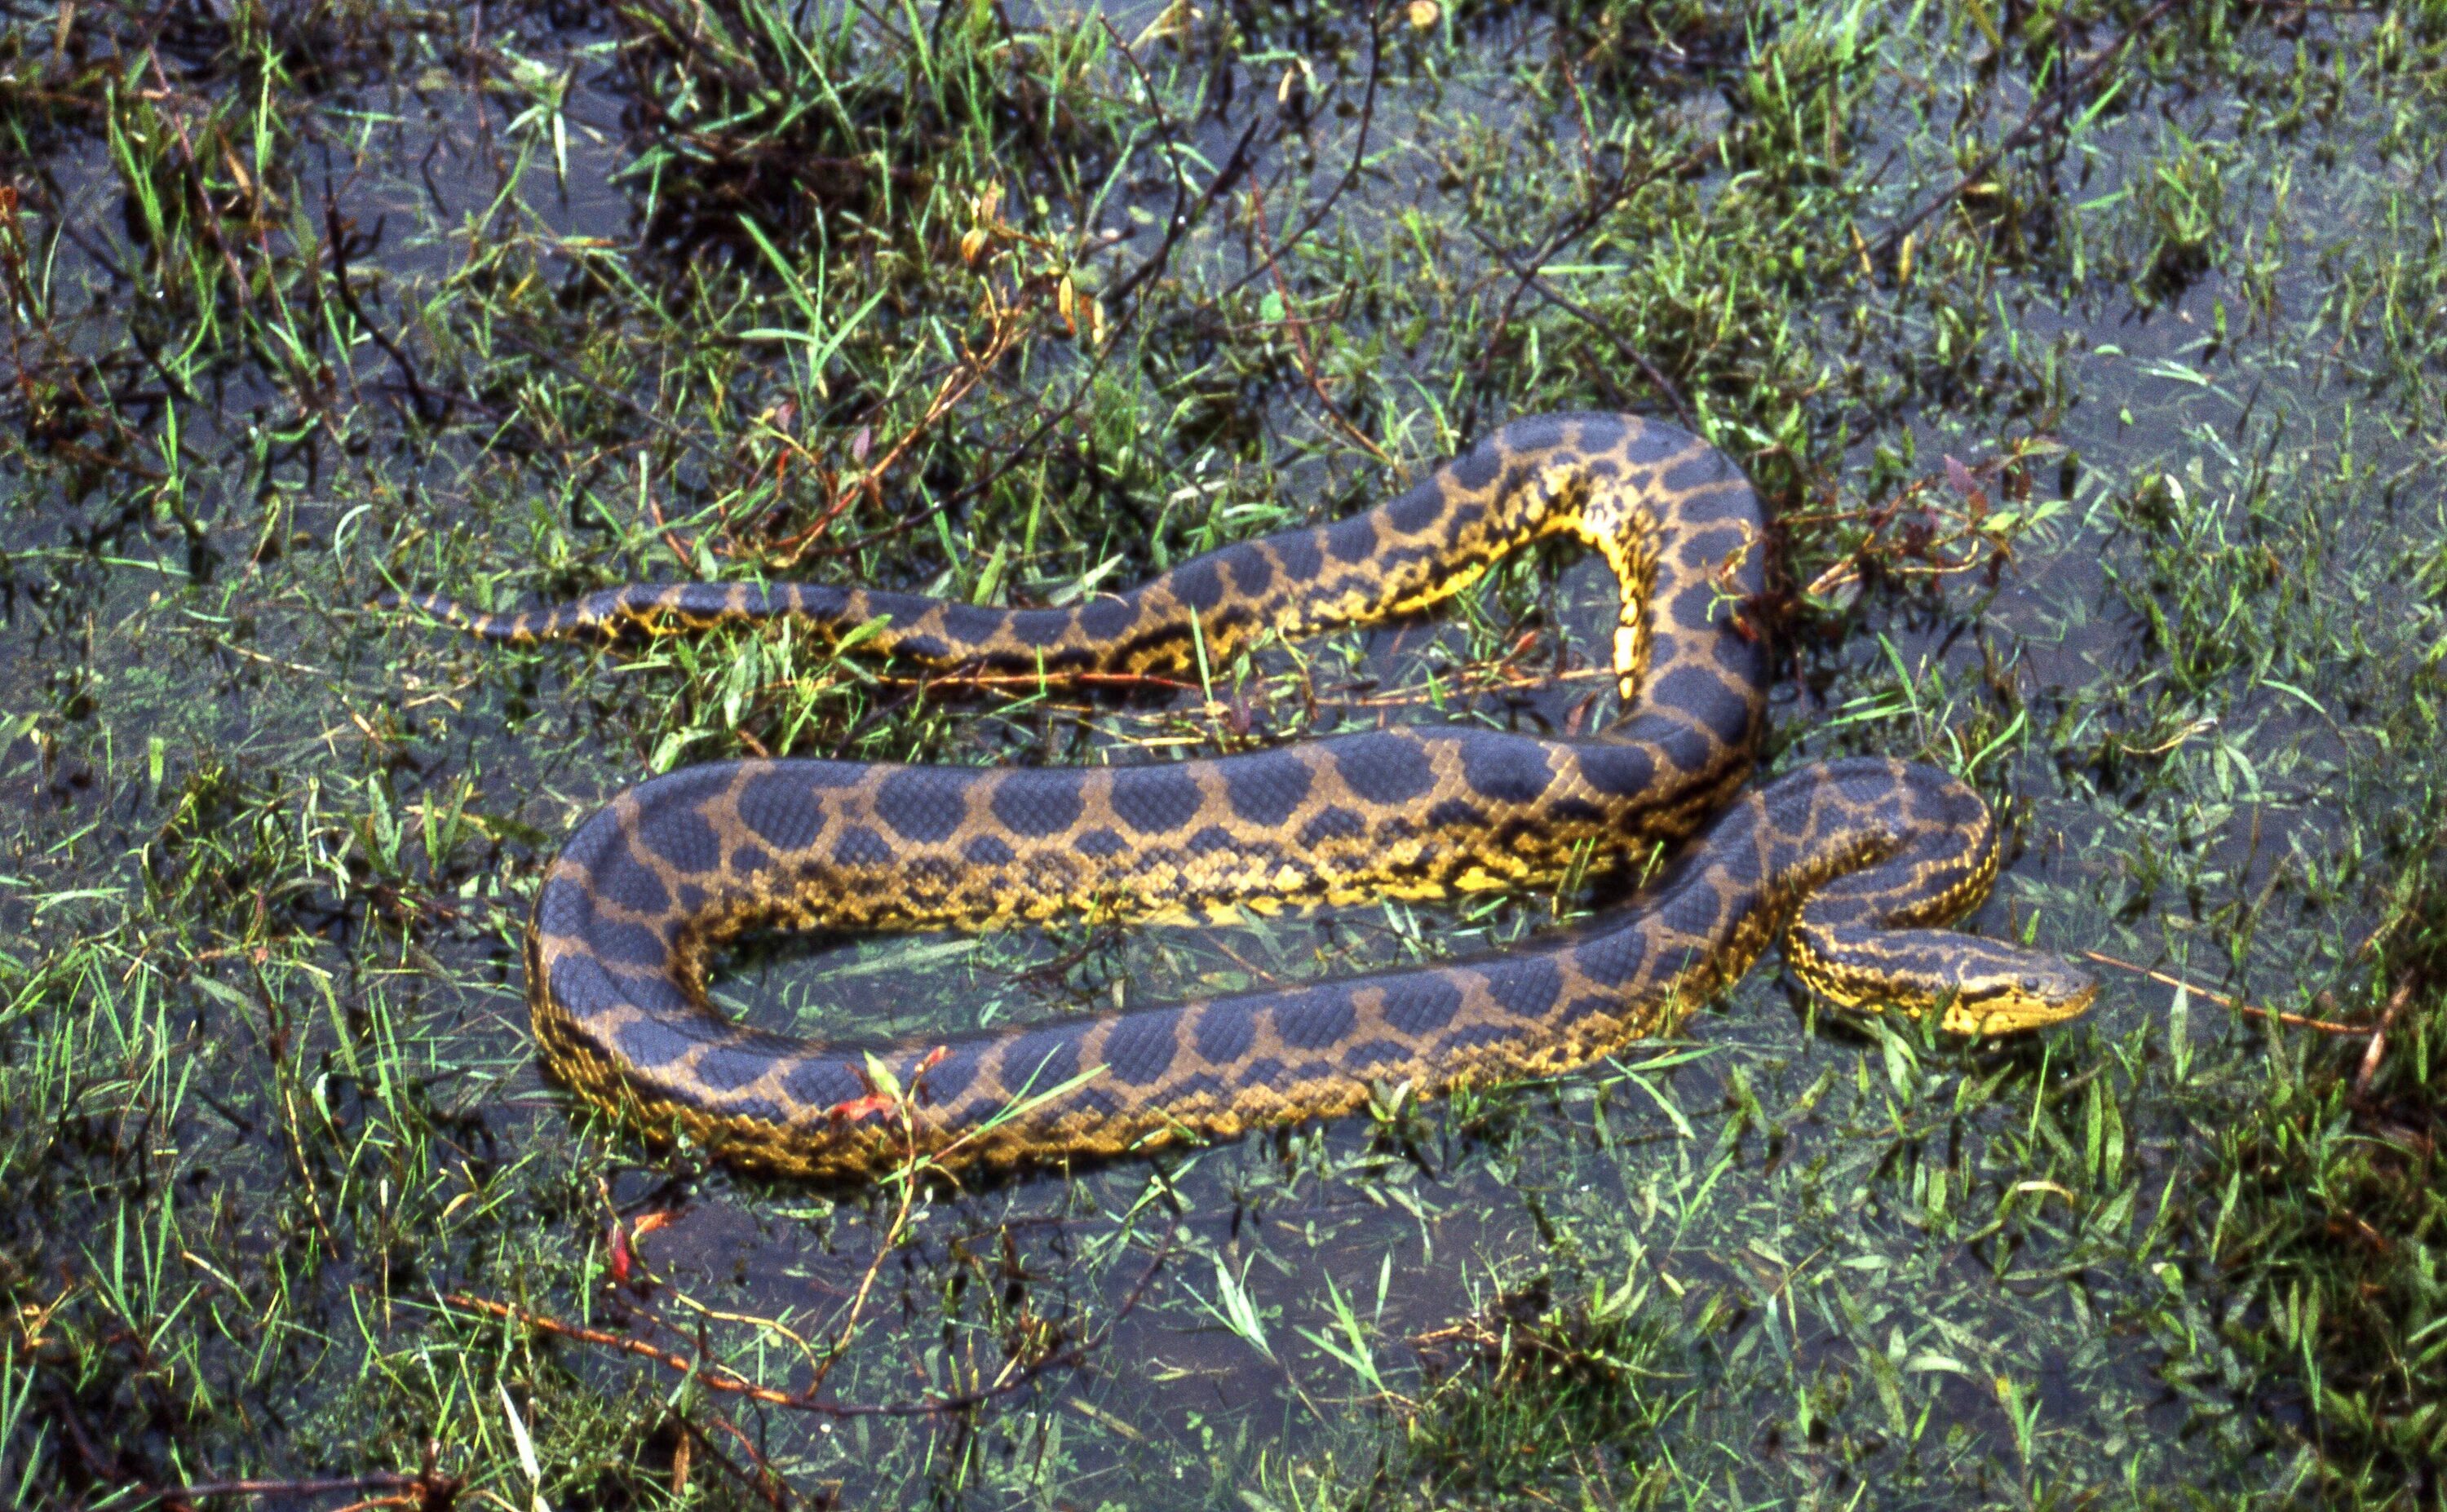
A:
[{"xmin": 1936, "ymin": 974, "xmax": 2100, "ymax": 1036}]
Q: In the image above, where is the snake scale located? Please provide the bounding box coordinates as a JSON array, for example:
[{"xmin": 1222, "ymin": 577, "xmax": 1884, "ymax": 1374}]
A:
[{"xmin": 396, "ymin": 413, "xmax": 2096, "ymax": 1178}]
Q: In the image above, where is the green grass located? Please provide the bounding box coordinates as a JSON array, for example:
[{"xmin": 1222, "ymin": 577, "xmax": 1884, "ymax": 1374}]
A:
[{"xmin": 4, "ymin": 0, "xmax": 2447, "ymax": 1506}]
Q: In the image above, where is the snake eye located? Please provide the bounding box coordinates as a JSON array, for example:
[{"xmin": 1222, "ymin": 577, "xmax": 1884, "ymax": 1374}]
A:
[{"xmin": 2019, "ymin": 975, "xmax": 2042, "ymax": 993}]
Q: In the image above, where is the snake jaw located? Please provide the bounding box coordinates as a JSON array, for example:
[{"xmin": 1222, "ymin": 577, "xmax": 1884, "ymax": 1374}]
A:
[{"xmin": 1937, "ymin": 963, "xmax": 2101, "ymax": 1036}]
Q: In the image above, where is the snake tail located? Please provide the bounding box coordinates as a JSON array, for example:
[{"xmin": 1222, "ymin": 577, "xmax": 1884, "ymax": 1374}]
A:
[{"xmin": 384, "ymin": 413, "xmax": 1767, "ymax": 704}]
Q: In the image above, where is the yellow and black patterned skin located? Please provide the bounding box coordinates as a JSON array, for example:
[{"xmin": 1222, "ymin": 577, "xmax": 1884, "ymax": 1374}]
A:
[{"xmin": 395, "ymin": 414, "xmax": 2097, "ymax": 1178}]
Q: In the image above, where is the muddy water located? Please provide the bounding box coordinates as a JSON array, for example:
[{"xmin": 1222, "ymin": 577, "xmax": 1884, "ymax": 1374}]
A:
[{"xmin": 6, "ymin": 2, "xmax": 2427, "ymax": 1502}]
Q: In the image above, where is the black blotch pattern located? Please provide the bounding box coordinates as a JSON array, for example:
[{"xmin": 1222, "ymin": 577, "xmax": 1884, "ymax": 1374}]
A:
[
  {"xmin": 1272, "ymin": 987, "xmax": 1358, "ymax": 1050},
  {"xmin": 936, "ymin": 603, "xmax": 1008, "ymax": 644},
  {"xmin": 1298, "ymin": 807, "xmax": 1367, "ymax": 847},
  {"xmin": 694, "ymin": 1042, "xmax": 772, "ymax": 1094},
  {"xmin": 779, "ymin": 582, "xmax": 856, "ymax": 617},
  {"xmin": 1007, "ymin": 610, "xmax": 1074, "ymax": 648},
  {"xmin": 1622, "ymin": 421, "xmax": 1682, "ymax": 465},
  {"xmin": 991, "ymin": 773, "xmax": 1084, "ymax": 837},
  {"xmin": 1225, "ymin": 751, "xmax": 1312, "ymax": 825},
  {"xmin": 832, "ymin": 825, "xmax": 895, "ymax": 869},
  {"xmin": 1170, "ymin": 559, "xmax": 1225, "ymax": 612},
  {"xmin": 1555, "ymin": 994, "xmax": 1616, "ymax": 1028},
  {"xmin": 1661, "ymin": 449, "xmax": 1729, "ymax": 491},
  {"xmin": 1223, "ymin": 545, "xmax": 1274, "ymax": 597},
  {"xmin": 1424, "ymin": 798, "xmax": 1488, "ymax": 832},
  {"xmin": 1186, "ymin": 825, "xmax": 1240, "ymax": 855},
  {"xmin": 1573, "ymin": 925, "xmax": 1649, "ymax": 988},
  {"xmin": 999, "ymin": 1028, "xmax": 1081, "ymax": 1098},
  {"xmin": 1384, "ymin": 477, "xmax": 1445, "ymax": 533},
  {"xmin": 1432, "ymin": 1022, "xmax": 1517, "ymax": 1056},
  {"xmin": 1111, "ymin": 767, "xmax": 1204, "ymax": 834},
  {"xmin": 874, "ymin": 768, "xmax": 969, "ymax": 843},
  {"xmin": 1075, "ymin": 827, "xmax": 1128, "ymax": 859},
  {"xmin": 1446, "ymin": 436, "xmax": 1502, "ymax": 492},
  {"xmin": 1077, "ymin": 596, "xmax": 1136, "ymax": 639},
  {"xmin": 1102, "ymin": 1011, "xmax": 1180, "ymax": 1087},
  {"xmin": 591, "ymin": 853, "xmax": 671, "ymax": 917},
  {"xmin": 622, "ymin": 971, "xmax": 695, "ymax": 1016},
  {"xmin": 1335, "ymin": 733, "xmax": 1434, "ymax": 804},
  {"xmin": 1577, "ymin": 744, "xmax": 1657, "ymax": 798},
  {"xmin": 1679, "ymin": 524, "xmax": 1750, "ymax": 568},
  {"xmin": 914, "ymin": 1048, "xmax": 979, "ymax": 1107},
  {"xmin": 671, "ymin": 583, "xmax": 737, "ymax": 617},
  {"xmin": 1343, "ymin": 1038, "xmax": 1413, "ymax": 1073},
  {"xmin": 728, "ymin": 844, "xmax": 770, "ymax": 878},
  {"xmin": 613, "ymin": 1013, "xmax": 692, "ymax": 1069},
  {"xmin": 636, "ymin": 803, "xmax": 722, "ymax": 873},
  {"xmin": 897, "ymin": 635, "xmax": 951, "ymax": 661},
  {"xmin": 1066, "ymin": 1086, "xmax": 1125, "ymax": 1121},
  {"xmin": 550, "ymin": 954, "xmax": 622, "ymax": 1021},
  {"xmin": 1486, "ymin": 957, "xmax": 1563, "ymax": 1019},
  {"xmin": 1461, "ymin": 737, "xmax": 1554, "ymax": 805},
  {"xmin": 1659, "ymin": 664, "xmax": 1753, "ymax": 746},
  {"xmin": 783, "ymin": 1058, "xmax": 862, "ymax": 1110},
  {"xmin": 963, "ymin": 833, "xmax": 1016, "ymax": 867},
  {"xmin": 1274, "ymin": 533, "xmax": 1325, "ymax": 582},
  {"xmin": 1193, "ymin": 1004, "xmax": 1255, "ymax": 1063},
  {"xmin": 1381, "ymin": 975, "xmax": 1463, "ymax": 1036},
  {"xmin": 1325, "ymin": 515, "xmax": 1378, "ymax": 564},
  {"xmin": 734, "ymin": 773, "xmax": 822, "ymax": 851},
  {"xmin": 587, "ymin": 920, "xmax": 670, "ymax": 970},
  {"xmin": 1668, "ymin": 581, "xmax": 1722, "ymax": 633},
  {"xmin": 736, "ymin": 767, "xmax": 825, "ymax": 851},
  {"xmin": 1657, "ymin": 883, "xmax": 1727, "ymax": 939},
  {"xmin": 1164, "ymin": 1071, "xmax": 1230, "ymax": 1108}
]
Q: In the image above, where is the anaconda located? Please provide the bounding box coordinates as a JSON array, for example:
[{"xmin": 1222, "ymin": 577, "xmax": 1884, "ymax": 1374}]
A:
[{"xmin": 394, "ymin": 413, "xmax": 2095, "ymax": 1178}]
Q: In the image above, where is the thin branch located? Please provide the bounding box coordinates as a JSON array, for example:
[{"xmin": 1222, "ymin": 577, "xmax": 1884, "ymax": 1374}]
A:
[
  {"xmin": 1874, "ymin": 0, "xmax": 2191, "ymax": 259},
  {"xmin": 2080, "ymin": 950, "xmax": 2371, "ymax": 1035},
  {"xmin": 2354, "ymin": 970, "xmax": 2420, "ymax": 1096},
  {"xmin": 1098, "ymin": 11, "xmax": 1266, "ymax": 308},
  {"xmin": 1249, "ymin": 176, "xmax": 1388, "ymax": 463},
  {"xmin": 1220, "ymin": 1, "xmax": 1387, "ymax": 299},
  {"xmin": 325, "ymin": 196, "xmax": 445, "ymax": 425},
  {"xmin": 1467, "ymin": 225, "xmax": 1696, "ymax": 431},
  {"xmin": 445, "ymin": 1231, "xmax": 1170, "ymax": 1421}
]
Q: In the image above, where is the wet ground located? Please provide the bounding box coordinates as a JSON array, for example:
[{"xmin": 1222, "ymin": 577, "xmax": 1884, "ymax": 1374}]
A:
[{"xmin": 3, "ymin": 2, "xmax": 2443, "ymax": 1507}]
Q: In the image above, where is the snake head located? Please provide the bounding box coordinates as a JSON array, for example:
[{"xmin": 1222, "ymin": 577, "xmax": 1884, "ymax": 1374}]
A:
[{"xmin": 1934, "ymin": 949, "xmax": 2100, "ymax": 1036}]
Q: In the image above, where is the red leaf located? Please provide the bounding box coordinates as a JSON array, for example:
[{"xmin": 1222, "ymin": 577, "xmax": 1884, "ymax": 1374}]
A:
[{"xmin": 827, "ymin": 1092, "xmax": 896, "ymax": 1125}]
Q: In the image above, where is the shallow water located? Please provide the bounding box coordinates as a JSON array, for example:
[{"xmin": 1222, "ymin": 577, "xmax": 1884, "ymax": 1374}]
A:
[{"xmin": 2, "ymin": 1, "xmax": 2437, "ymax": 1505}]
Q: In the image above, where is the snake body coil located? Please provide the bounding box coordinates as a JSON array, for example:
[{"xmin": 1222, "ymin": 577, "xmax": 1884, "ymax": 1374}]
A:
[{"xmin": 399, "ymin": 414, "xmax": 2095, "ymax": 1178}]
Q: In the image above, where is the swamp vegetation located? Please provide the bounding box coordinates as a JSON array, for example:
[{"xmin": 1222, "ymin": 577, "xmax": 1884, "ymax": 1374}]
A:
[{"xmin": 2, "ymin": 0, "xmax": 2446, "ymax": 1506}]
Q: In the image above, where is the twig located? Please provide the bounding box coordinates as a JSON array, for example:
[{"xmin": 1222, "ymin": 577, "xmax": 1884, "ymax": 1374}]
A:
[
  {"xmin": 763, "ymin": 308, "xmax": 1029, "ymax": 566},
  {"xmin": 1875, "ymin": 0, "xmax": 2191, "ymax": 259},
  {"xmin": 324, "ymin": 196, "xmax": 445, "ymax": 425},
  {"xmin": 2354, "ymin": 970, "xmax": 2419, "ymax": 1096},
  {"xmin": 1467, "ymin": 226, "xmax": 1695, "ymax": 431},
  {"xmin": 105, "ymin": 1441, "xmax": 456, "ymax": 1510},
  {"xmin": 1219, "ymin": 1, "xmax": 1387, "ymax": 300},
  {"xmin": 1468, "ymin": 139, "xmax": 1705, "ymax": 399},
  {"xmin": 1247, "ymin": 178, "xmax": 1388, "ymax": 464},
  {"xmin": 1100, "ymin": 33, "xmax": 1264, "ymax": 308},
  {"xmin": 2080, "ymin": 950, "xmax": 2370, "ymax": 1035},
  {"xmin": 445, "ymin": 1238, "xmax": 1162, "ymax": 1420}
]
